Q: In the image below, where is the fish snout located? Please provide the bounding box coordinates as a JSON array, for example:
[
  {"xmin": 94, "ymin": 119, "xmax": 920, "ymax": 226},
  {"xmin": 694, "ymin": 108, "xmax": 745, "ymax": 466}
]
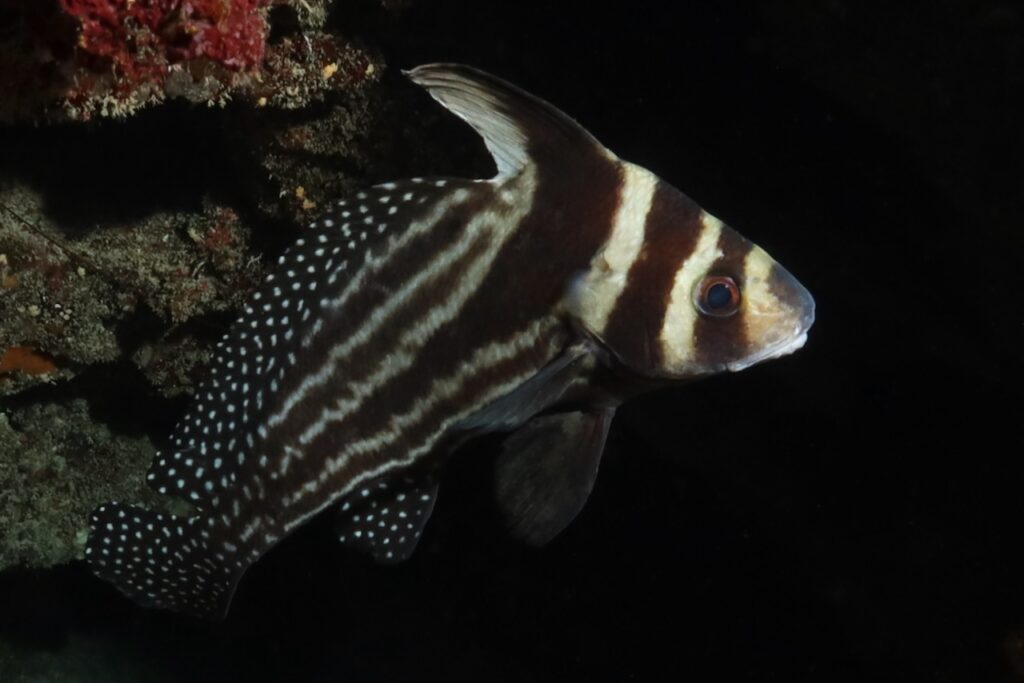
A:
[{"xmin": 726, "ymin": 258, "xmax": 815, "ymax": 372}]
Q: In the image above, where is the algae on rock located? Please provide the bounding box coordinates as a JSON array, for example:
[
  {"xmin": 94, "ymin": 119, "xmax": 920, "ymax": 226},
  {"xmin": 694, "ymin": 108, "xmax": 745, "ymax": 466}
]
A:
[{"xmin": 0, "ymin": 401, "xmax": 157, "ymax": 571}]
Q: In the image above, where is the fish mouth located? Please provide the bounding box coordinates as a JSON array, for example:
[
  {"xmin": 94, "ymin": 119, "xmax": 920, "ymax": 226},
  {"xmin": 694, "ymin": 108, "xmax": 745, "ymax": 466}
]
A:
[
  {"xmin": 724, "ymin": 264, "xmax": 816, "ymax": 373},
  {"xmin": 725, "ymin": 324, "xmax": 811, "ymax": 373}
]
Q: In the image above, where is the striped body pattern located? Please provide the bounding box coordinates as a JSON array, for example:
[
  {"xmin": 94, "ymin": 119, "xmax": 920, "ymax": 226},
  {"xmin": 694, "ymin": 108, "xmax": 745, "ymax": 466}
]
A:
[{"xmin": 85, "ymin": 64, "xmax": 815, "ymax": 618}]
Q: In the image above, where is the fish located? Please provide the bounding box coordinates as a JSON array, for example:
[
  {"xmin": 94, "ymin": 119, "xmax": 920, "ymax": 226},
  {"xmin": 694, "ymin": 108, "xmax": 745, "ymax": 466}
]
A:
[{"xmin": 84, "ymin": 63, "xmax": 815, "ymax": 619}]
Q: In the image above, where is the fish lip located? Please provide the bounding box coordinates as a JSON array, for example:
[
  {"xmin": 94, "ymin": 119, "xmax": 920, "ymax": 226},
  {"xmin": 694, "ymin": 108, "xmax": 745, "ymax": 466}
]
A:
[
  {"xmin": 724, "ymin": 279, "xmax": 815, "ymax": 373},
  {"xmin": 724, "ymin": 325, "xmax": 811, "ymax": 373}
]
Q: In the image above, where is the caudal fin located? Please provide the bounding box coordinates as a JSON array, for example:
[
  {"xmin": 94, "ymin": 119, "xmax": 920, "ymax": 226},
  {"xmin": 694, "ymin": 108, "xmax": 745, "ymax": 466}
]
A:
[{"xmin": 84, "ymin": 503, "xmax": 241, "ymax": 619}]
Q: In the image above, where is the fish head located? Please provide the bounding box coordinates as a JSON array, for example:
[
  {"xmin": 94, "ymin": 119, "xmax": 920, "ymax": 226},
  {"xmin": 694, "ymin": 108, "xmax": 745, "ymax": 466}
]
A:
[
  {"xmin": 566, "ymin": 173, "xmax": 815, "ymax": 381},
  {"xmin": 647, "ymin": 211, "xmax": 816, "ymax": 379},
  {"xmin": 666, "ymin": 231, "xmax": 817, "ymax": 377}
]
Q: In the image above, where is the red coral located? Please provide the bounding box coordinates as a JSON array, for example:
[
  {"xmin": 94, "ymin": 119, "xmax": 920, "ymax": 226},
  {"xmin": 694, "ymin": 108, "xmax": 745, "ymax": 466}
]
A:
[
  {"xmin": 0, "ymin": 347, "xmax": 58, "ymax": 377},
  {"xmin": 178, "ymin": 0, "xmax": 269, "ymax": 69},
  {"xmin": 59, "ymin": 0, "xmax": 269, "ymax": 95}
]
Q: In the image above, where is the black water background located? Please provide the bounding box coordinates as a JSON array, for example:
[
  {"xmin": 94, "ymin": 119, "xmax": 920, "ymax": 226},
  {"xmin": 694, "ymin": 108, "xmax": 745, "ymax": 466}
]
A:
[{"xmin": 2, "ymin": 1, "xmax": 1022, "ymax": 681}]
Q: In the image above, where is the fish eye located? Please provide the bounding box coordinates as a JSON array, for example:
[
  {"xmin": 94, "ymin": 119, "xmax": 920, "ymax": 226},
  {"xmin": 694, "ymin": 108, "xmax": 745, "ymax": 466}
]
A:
[{"xmin": 694, "ymin": 276, "xmax": 740, "ymax": 317}]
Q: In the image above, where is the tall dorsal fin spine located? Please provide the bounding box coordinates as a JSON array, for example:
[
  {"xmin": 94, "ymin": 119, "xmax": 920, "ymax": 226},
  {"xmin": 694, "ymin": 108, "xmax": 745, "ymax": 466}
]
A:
[{"xmin": 405, "ymin": 63, "xmax": 613, "ymax": 181}]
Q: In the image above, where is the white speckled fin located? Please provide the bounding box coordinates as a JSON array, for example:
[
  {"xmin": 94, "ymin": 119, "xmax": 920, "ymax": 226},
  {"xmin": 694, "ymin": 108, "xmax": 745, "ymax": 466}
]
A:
[
  {"xmin": 494, "ymin": 408, "xmax": 614, "ymax": 546},
  {"xmin": 85, "ymin": 503, "xmax": 241, "ymax": 620},
  {"xmin": 406, "ymin": 63, "xmax": 607, "ymax": 180},
  {"xmin": 334, "ymin": 474, "xmax": 439, "ymax": 564}
]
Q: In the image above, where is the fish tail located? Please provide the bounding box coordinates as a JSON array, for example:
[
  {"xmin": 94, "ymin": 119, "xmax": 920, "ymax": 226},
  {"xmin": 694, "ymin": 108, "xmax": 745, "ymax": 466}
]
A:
[{"xmin": 85, "ymin": 502, "xmax": 239, "ymax": 619}]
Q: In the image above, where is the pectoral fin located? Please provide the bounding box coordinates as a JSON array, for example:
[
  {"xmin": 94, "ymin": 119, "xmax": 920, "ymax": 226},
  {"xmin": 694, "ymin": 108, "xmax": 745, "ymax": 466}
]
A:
[{"xmin": 494, "ymin": 408, "xmax": 614, "ymax": 546}]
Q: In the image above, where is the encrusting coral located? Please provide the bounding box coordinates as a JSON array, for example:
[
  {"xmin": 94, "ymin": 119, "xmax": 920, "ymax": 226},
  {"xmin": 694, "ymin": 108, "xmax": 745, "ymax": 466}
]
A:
[
  {"xmin": 0, "ymin": 0, "xmax": 406, "ymax": 573},
  {"xmin": 0, "ymin": 0, "xmax": 376, "ymax": 121}
]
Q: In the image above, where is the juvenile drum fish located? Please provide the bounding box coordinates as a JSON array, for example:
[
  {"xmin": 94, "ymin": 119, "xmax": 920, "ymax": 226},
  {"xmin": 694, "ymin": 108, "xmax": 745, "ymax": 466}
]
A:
[{"xmin": 85, "ymin": 64, "xmax": 815, "ymax": 618}]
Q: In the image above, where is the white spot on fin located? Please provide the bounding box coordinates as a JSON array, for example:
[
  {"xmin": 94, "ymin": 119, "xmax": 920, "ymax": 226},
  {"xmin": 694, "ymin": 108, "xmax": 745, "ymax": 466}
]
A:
[
  {"xmin": 334, "ymin": 473, "xmax": 439, "ymax": 564},
  {"xmin": 84, "ymin": 502, "xmax": 243, "ymax": 619}
]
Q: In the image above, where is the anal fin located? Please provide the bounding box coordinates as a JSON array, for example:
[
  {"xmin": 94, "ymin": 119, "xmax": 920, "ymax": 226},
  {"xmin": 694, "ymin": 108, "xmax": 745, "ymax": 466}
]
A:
[
  {"xmin": 334, "ymin": 474, "xmax": 439, "ymax": 564},
  {"xmin": 494, "ymin": 408, "xmax": 614, "ymax": 546}
]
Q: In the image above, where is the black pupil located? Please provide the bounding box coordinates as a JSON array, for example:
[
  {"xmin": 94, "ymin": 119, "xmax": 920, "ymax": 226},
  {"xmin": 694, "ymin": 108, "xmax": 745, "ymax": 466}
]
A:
[{"xmin": 706, "ymin": 282, "xmax": 733, "ymax": 309}]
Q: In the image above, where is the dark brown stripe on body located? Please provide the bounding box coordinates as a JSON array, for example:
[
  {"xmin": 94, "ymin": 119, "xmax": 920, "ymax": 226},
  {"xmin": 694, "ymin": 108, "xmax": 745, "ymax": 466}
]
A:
[
  {"xmin": 297, "ymin": 145, "xmax": 623, "ymax": 461},
  {"xmin": 303, "ymin": 320, "xmax": 570, "ymax": 524},
  {"xmin": 269, "ymin": 140, "xmax": 624, "ymax": 521},
  {"xmin": 306, "ymin": 186, "xmax": 493, "ymax": 375},
  {"xmin": 258, "ymin": 184, "xmax": 492, "ymax": 438},
  {"xmin": 464, "ymin": 151, "xmax": 624, "ymax": 338},
  {"xmin": 263, "ymin": 208, "xmax": 500, "ymax": 473},
  {"xmin": 351, "ymin": 140, "xmax": 624, "ymax": 443}
]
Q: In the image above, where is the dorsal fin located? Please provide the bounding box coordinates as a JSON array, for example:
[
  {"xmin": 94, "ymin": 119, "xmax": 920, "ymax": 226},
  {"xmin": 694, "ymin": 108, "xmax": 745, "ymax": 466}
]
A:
[{"xmin": 405, "ymin": 63, "xmax": 610, "ymax": 180}]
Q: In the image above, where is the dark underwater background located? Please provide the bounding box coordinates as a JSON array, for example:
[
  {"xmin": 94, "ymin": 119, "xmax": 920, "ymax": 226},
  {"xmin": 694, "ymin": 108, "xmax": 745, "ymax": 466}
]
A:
[{"xmin": 1, "ymin": 1, "xmax": 1022, "ymax": 681}]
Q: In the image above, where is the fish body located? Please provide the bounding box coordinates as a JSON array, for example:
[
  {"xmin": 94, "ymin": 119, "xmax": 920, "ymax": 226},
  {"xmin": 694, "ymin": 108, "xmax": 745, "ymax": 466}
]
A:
[{"xmin": 85, "ymin": 64, "xmax": 815, "ymax": 618}]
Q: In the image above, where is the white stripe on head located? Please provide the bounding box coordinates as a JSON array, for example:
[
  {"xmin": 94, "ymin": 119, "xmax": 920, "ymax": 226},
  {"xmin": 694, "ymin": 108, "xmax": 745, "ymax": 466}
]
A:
[
  {"xmin": 658, "ymin": 211, "xmax": 724, "ymax": 372},
  {"xmin": 565, "ymin": 162, "xmax": 656, "ymax": 335}
]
